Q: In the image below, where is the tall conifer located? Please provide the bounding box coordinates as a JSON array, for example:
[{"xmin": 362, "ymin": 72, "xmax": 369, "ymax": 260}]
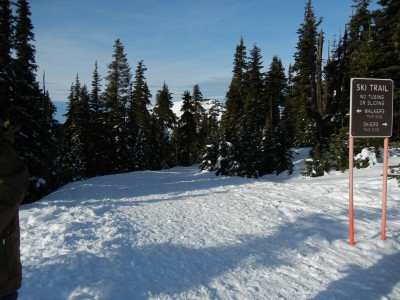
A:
[
  {"xmin": 87, "ymin": 61, "xmax": 108, "ymax": 176},
  {"xmin": 371, "ymin": 0, "xmax": 400, "ymax": 138},
  {"xmin": 61, "ymin": 78, "xmax": 87, "ymax": 182},
  {"xmin": 262, "ymin": 56, "xmax": 293, "ymax": 174},
  {"xmin": 192, "ymin": 84, "xmax": 206, "ymax": 162},
  {"xmin": 130, "ymin": 60, "xmax": 153, "ymax": 170},
  {"xmin": 240, "ymin": 44, "xmax": 265, "ymax": 177},
  {"xmin": 290, "ymin": 0, "xmax": 322, "ymax": 147},
  {"xmin": 0, "ymin": 0, "xmax": 13, "ymax": 107},
  {"xmin": 176, "ymin": 91, "xmax": 196, "ymax": 166},
  {"xmin": 103, "ymin": 39, "xmax": 132, "ymax": 172},
  {"xmin": 348, "ymin": 0, "xmax": 373, "ymax": 78},
  {"xmin": 152, "ymin": 82, "xmax": 177, "ymax": 168},
  {"xmin": 222, "ymin": 37, "xmax": 247, "ymax": 149},
  {"xmin": 11, "ymin": 0, "xmax": 59, "ymax": 201}
]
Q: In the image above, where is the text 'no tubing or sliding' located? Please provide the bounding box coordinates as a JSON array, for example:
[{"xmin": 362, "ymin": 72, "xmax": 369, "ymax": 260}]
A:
[{"xmin": 350, "ymin": 78, "xmax": 393, "ymax": 138}]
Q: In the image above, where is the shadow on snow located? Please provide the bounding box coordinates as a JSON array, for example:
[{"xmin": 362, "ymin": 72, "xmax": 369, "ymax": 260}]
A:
[
  {"xmin": 312, "ymin": 251, "xmax": 400, "ymax": 300},
  {"xmin": 21, "ymin": 212, "xmax": 353, "ymax": 299}
]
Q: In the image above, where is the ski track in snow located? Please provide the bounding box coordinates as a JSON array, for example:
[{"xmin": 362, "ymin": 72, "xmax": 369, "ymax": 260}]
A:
[{"xmin": 18, "ymin": 149, "xmax": 400, "ymax": 300}]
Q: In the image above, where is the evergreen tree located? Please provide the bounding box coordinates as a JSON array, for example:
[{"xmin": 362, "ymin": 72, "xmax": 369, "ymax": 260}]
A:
[
  {"xmin": 152, "ymin": 82, "xmax": 177, "ymax": 168},
  {"xmin": 192, "ymin": 84, "xmax": 205, "ymax": 125},
  {"xmin": 61, "ymin": 77, "xmax": 97, "ymax": 182},
  {"xmin": 0, "ymin": 0, "xmax": 14, "ymax": 108},
  {"xmin": 176, "ymin": 91, "xmax": 196, "ymax": 166},
  {"xmin": 86, "ymin": 61, "xmax": 108, "ymax": 177},
  {"xmin": 284, "ymin": 64, "xmax": 296, "ymax": 142},
  {"xmin": 331, "ymin": 31, "xmax": 351, "ymax": 128},
  {"xmin": 348, "ymin": 0, "xmax": 373, "ymax": 78},
  {"xmin": 289, "ymin": 0, "xmax": 322, "ymax": 147},
  {"xmin": 40, "ymin": 77, "xmax": 61, "ymax": 189},
  {"xmin": 265, "ymin": 56, "xmax": 286, "ymax": 128},
  {"xmin": 322, "ymin": 31, "xmax": 353, "ymax": 176},
  {"xmin": 14, "ymin": 0, "xmax": 36, "ymax": 84},
  {"xmin": 346, "ymin": 0, "xmax": 382, "ymax": 151},
  {"xmin": 327, "ymin": 0, "xmax": 374, "ymax": 133},
  {"xmin": 303, "ymin": 143, "xmax": 331, "ymax": 177},
  {"xmin": 329, "ymin": 126, "xmax": 350, "ymax": 172},
  {"xmin": 76, "ymin": 83, "xmax": 91, "ymax": 177},
  {"xmin": 273, "ymin": 107, "xmax": 294, "ymax": 174},
  {"xmin": 215, "ymin": 139, "xmax": 238, "ymax": 176},
  {"xmin": 240, "ymin": 44, "xmax": 265, "ymax": 177},
  {"xmin": 102, "ymin": 39, "xmax": 132, "ymax": 173},
  {"xmin": 61, "ymin": 78, "xmax": 87, "ymax": 182},
  {"xmin": 263, "ymin": 56, "xmax": 293, "ymax": 174},
  {"xmin": 103, "ymin": 39, "xmax": 131, "ymax": 117},
  {"xmin": 200, "ymin": 143, "xmax": 218, "ymax": 171},
  {"xmin": 11, "ymin": 0, "xmax": 59, "ymax": 201},
  {"xmin": 221, "ymin": 37, "xmax": 247, "ymax": 155},
  {"xmin": 192, "ymin": 84, "xmax": 206, "ymax": 162},
  {"xmin": 41, "ymin": 72, "xmax": 57, "ymax": 125},
  {"xmin": 199, "ymin": 101, "xmax": 221, "ymax": 171},
  {"xmin": 371, "ymin": 0, "xmax": 400, "ymax": 139},
  {"xmin": 130, "ymin": 60, "xmax": 153, "ymax": 170}
]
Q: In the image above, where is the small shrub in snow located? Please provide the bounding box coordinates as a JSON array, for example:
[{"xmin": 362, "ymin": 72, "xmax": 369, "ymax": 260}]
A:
[{"xmin": 354, "ymin": 147, "xmax": 377, "ymax": 169}]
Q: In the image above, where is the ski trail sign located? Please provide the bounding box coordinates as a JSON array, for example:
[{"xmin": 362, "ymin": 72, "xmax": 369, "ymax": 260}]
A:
[
  {"xmin": 349, "ymin": 78, "xmax": 394, "ymax": 245},
  {"xmin": 350, "ymin": 78, "xmax": 393, "ymax": 138}
]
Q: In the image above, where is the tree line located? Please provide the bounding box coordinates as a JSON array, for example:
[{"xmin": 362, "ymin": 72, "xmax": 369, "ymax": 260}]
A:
[
  {"xmin": 0, "ymin": 0, "xmax": 398, "ymax": 202},
  {"xmin": 61, "ymin": 50, "xmax": 221, "ymax": 182}
]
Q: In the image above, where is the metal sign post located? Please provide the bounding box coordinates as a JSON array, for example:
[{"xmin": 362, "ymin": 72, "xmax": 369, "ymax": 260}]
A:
[
  {"xmin": 349, "ymin": 136, "xmax": 354, "ymax": 245},
  {"xmin": 349, "ymin": 78, "xmax": 393, "ymax": 245},
  {"xmin": 381, "ymin": 137, "xmax": 389, "ymax": 240}
]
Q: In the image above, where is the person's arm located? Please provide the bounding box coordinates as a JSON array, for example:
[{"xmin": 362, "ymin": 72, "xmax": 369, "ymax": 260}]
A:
[
  {"xmin": 0, "ymin": 198, "xmax": 20, "ymax": 234},
  {"xmin": 0, "ymin": 139, "xmax": 29, "ymax": 233}
]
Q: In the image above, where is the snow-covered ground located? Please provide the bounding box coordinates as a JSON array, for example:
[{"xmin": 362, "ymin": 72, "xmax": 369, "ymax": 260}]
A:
[{"xmin": 19, "ymin": 148, "xmax": 400, "ymax": 299}]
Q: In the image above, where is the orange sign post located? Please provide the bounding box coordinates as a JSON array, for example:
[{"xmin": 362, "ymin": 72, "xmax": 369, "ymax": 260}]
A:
[
  {"xmin": 349, "ymin": 78, "xmax": 393, "ymax": 245},
  {"xmin": 381, "ymin": 137, "xmax": 389, "ymax": 240},
  {"xmin": 348, "ymin": 136, "xmax": 354, "ymax": 245}
]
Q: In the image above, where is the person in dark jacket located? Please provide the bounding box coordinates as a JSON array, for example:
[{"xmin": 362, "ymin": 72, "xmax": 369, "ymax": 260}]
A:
[{"xmin": 0, "ymin": 104, "xmax": 29, "ymax": 300}]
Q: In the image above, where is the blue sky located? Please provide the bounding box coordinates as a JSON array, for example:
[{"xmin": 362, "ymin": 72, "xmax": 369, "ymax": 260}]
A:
[{"xmin": 30, "ymin": 0, "xmax": 378, "ymax": 121}]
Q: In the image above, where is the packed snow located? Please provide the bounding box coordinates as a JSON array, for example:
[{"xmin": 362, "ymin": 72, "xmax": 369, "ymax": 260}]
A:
[{"xmin": 18, "ymin": 148, "xmax": 400, "ymax": 299}]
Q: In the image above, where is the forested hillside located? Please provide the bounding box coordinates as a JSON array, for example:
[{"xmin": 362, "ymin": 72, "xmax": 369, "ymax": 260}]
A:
[{"xmin": 0, "ymin": 0, "xmax": 398, "ymax": 202}]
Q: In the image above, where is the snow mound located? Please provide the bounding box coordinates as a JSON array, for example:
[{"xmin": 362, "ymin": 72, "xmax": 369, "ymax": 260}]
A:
[{"xmin": 354, "ymin": 147, "xmax": 378, "ymax": 167}]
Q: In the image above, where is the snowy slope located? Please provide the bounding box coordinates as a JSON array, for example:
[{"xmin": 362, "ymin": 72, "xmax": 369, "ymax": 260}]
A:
[{"xmin": 18, "ymin": 149, "xmax": 400, "ymax": 300}]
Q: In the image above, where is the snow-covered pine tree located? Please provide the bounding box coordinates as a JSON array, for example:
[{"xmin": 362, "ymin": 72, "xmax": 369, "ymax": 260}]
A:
[
  {"xmin": 371, "ymin": 0, "xmax": 400, "ymax": 140},
  {"xmin": 176, "ymin": 91, "xmax": 196, "ymax": 166},
  {"xmin": 60, "ymin": 79, "xmax": 86, "ymax": 184},
  {"xmin": 292, "ymin": 0, "xmax": 336, "ymax": 177},
  {"xmin": 221, "ymin": 37, "xmax": 247, "ymax": 173},
  {"xmin": 289, "ymin": 0, "xmax": 321, "ymax": 148},
  {"xmin": 86, "ymin": 61, "xmax": 109, "ymax": 177},
  {"xmin": 326, "ymin": 0, "xmax": 380, "ymax": 171},
  {"xmin": 60, "ymin": 78, "xmax": 87, "ymax": 182},
  {"xmin": 263, "ymin": 56, "xmax": 293, "ymax": 175},
  {"xmin": 199, "ymin": 101, "xmax": 221, "ymax": 172},
  {"xmin": 130, "ymin": 60, "xmax": 153, "ymax": 170},
  {"xmin": 0, "ymin": 0, "xmax": 14, "ymax": 109},
  {"xmin": 11, "ymin": 0, "xmax": 59, "ymax": 201},
  {"xmin": 239, "ymin": 44, "xmax": 265, "ymax": 178},
  {"xmin": 215, "ymin": 139, "xmax": 238, "ymax": 176},
  {"xmin": 348, "ymin": 0, "xmax": 373, "ymax": 79},
  {"xmin": 152, "ymin": 82, "xmax": 177, "ymax": 169},
  {"xmin": 345, "ymin": 2, "xmax": 377, "ymax": 154},
  {"xmin": 192, "ymin": 84, "xmax": 207, "ymax": 163},
  {"xmin": 103, "ymin": 39, "xmax": 132, "ymax": 173}
]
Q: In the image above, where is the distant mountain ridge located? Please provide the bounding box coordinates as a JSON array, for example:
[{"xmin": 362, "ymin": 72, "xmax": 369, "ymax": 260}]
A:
[{"xmin": 171, "ymin": 98, "xmax": 225, "ymax": 120}]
